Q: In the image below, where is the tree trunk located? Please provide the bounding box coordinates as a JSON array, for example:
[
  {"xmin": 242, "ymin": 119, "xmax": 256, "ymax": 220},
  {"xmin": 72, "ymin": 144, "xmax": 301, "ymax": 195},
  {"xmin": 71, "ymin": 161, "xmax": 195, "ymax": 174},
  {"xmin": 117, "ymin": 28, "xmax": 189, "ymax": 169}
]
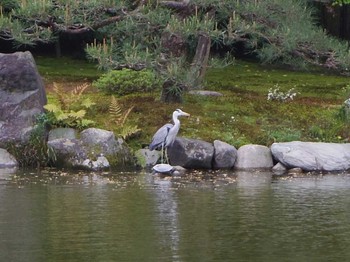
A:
[{"xmin": 189, "ymin": 32, "xmax": 211, "ymax": 89}]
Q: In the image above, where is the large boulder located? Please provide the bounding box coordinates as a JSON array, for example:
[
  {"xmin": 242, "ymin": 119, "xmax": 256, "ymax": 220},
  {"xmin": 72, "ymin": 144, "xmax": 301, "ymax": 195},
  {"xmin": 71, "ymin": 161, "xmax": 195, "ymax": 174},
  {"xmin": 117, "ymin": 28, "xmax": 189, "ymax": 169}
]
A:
[
  {"xmin": 167, "ymin": 137, "xmax": 214, "ymax": 169},
  {"xmin": 213, "ymin": 140, "xmax": 237, "ymax": 169},
  {"xmin": 48, "ymin": 128, "xmax": 134, "ymax": 169},
  {"xmin": 80, "ymin": 128, "xmax": 128, "ymax": 157},
  {"xmin": 0, "ymin": 148, "xmax": 18, "ymax": 169},
  {"xmin": 80, "ymin": 128, "xmax": 134, "ymax": 167},
  {"xmin": 135, "ymin": 148, "xmax": 161, "ymax": 168},
  {"xmin": 271, "ymin": 141, "xmax": 350, "ymax": 171},
  {"xmin": 0, "ymin": 51, "xmax": 46, "ymax": 146},
  {"xmin": 47, "ymin": 138, "xmax": 86, "ymax": 168},
  {"xmin": 235, "ymin": 144, "xmax": 273, "ymax": 170}
]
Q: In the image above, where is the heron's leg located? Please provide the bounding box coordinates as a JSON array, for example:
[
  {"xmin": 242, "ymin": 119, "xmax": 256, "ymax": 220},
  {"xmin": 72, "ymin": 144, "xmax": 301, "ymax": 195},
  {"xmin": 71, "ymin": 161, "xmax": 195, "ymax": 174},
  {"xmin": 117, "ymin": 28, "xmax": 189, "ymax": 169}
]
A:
[
  {"xmin": 165, "ymin": 147, "xmax": 170, "ymax": 164},
  {"xmin": 160, "ymin": 144, "xmax": 164, "ymax": 163}
]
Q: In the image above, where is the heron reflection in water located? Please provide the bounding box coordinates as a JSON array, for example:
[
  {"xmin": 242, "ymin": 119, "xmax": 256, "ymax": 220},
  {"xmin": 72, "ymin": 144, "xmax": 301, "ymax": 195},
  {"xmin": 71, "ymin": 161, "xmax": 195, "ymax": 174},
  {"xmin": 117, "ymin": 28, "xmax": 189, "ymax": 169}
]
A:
[{"xmin": 149, "ymin": 109, "xmax": 190, "ymax": 163}]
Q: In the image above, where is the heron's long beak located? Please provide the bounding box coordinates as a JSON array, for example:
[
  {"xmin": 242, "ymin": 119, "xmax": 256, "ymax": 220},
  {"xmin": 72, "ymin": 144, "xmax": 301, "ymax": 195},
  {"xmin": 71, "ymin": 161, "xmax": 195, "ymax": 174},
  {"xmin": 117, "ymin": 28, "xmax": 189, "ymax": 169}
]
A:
[{"xmin": 182, "ymin": 111, "xmax": 190, "ymax": 117}]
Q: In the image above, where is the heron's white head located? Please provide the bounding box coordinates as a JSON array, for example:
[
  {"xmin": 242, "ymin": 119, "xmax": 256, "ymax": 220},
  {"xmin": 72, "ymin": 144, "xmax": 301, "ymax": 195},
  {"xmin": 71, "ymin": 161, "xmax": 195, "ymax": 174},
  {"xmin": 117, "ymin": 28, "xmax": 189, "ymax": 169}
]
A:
[{"xmin": 173, "ymin": 109, "xmax": 190, "ymax": 118}]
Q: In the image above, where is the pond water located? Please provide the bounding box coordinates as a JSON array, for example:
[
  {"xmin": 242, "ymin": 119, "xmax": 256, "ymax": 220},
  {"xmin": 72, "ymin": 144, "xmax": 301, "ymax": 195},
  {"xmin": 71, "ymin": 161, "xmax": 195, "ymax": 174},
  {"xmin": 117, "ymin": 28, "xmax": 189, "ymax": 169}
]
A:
[{"xmin": 1, "ymin": 169, "xmax": 350, "ymax": 262}]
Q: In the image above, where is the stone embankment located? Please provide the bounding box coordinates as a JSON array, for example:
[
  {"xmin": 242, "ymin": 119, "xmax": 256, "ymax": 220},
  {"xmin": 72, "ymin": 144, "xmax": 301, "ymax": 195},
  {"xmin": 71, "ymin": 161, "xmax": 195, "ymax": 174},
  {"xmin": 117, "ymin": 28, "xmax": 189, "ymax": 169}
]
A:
[
  {"xmin": 3, "ymin": 133, "xmax": 350, "ymax": 173},
  {"xmin": 136, "ymin": 138, "xmax": 350, "ymax": 173}
]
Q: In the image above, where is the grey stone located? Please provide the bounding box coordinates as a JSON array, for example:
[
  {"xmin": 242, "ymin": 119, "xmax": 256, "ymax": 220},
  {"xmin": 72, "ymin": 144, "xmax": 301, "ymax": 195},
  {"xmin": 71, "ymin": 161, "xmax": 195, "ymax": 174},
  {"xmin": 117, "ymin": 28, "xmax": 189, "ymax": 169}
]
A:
[
  {"xmin": 172, "ymin": 165, "xmax": 187, "ymax": 176},
  {"xmin": 0, "ymin": 51, "xmax": 46, "ymax": 146},
  {"xmin": 47, "ymin": 138, "xmax": 86, "ymax": 168},
  {"xmin": 48, "ymin": 128, "xmax": 77, "ymax": 141},
  {"xmin": 213, "ymin": 140, "xmax": 237, "ymax": 169},
  {"xmin": 48, "ymin": 128, "xmax": 133, "ymax": 169},
  {"xmin": 272, "ymin": 162, "xmax": 287, "ymax": 175},
  {"xmin": 271, "ymin": 141, "xmax": 350, "ymax": 171},
  {"xmin": 0, "ymin": 148, "xmax": 18, "ymax": 168},
  {"xmin": 80, "ymin": 128, "xmax": 130, "ymax": 157},
  {"xmin": 135, "ymin": 148, "xmax": 160, "ymax": 167},
  {"xmin": 235, "ymin": 144, "xmax": 273, "ymax": 170},
  {"xmin": 82, "ymin": 156, "xmax": 110, "ymax": 170},
  {"xmin": 167, "ymin": 137, "xmax": 214, "ymax": 169},
  {"xmin": 189, "ymin": 90, "xmax": 223, "ymax": 96}
]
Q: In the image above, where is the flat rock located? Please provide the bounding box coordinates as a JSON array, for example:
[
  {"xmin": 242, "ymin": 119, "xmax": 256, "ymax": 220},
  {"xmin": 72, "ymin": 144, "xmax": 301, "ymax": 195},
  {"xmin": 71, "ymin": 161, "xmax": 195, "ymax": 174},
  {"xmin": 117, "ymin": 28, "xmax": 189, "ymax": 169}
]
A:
[
  {"xmin": 189, "ymin": 90, "xmax": 223, "ymax": 96},
  {"xmin": 271, "ymin": 141, "xmax": 350, "ymax": 171}
]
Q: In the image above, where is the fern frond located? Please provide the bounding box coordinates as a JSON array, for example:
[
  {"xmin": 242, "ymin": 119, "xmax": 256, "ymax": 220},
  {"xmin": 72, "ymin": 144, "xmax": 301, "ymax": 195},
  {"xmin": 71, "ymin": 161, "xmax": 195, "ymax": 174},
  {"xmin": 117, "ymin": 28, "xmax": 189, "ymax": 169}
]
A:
[
  {"xmin": 109, "ymin": 95, "xmax": 123, "ymax": 124},
  {"xmin": 80, "ymin": 119, "xmax": 95, "ymax": 127},
  {"xmin": 72, "ymin": 83, "xmax": 89, "ymax": 98},
  {"xmin": 68, "ymin": 110, "xmax": 86, "ymax": 119},
  {"xmin": 120, "ymin": 125, "xmax": 141, "ymax": 140},
  {"xmin": 44, "ymin": 104, "xmax": 60, "ymax": 112},
  {"xmin": 121, "ymin": 106, "xmax": 135, "ymax": 125},
  {"xmin": 53, "ymin": 82, "xmax": 68, "ymax": 109},
  {"xmin": 81, "ymin": 98, "xmax": 96, "ymax": 109},
  {"xmin": 56, "ymin": 112, "xmax": 69, "ymax": 121},
  {"xmin": 53, "ymin": 82, "xmax": 60, "ymax": 94}
]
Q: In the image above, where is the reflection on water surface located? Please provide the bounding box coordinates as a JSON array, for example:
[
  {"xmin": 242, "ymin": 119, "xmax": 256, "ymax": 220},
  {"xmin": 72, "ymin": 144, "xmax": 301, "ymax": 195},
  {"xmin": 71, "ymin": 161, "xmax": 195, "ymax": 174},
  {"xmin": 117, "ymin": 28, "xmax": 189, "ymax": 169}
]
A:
[{"xmin": 1, "ymin": 169, "xmax": 350, "ymax": 261}]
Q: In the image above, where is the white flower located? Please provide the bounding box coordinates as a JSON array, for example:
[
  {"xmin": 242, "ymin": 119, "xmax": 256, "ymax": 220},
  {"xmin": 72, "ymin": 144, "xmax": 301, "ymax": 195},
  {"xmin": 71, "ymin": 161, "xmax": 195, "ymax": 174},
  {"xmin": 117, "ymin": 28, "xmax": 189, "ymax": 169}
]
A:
[{"xmin": 267, "ymin": 85, "xmax": 298, "ymax": 102}]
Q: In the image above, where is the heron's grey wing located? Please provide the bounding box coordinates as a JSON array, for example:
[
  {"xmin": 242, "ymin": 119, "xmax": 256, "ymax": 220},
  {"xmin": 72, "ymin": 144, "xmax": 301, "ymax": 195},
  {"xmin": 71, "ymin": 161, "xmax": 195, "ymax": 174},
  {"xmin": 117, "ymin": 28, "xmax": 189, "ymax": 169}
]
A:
[{"xmin": 149, "ymin": 123, "xmax": 173, "ymax": 150}]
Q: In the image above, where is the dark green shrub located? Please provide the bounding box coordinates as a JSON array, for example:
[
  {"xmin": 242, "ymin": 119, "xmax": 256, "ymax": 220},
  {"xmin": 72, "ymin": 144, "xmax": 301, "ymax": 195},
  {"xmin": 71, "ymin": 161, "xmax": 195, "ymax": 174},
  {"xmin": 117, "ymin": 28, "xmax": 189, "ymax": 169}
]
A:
[
  {"xmin": 0, "ymin": 0, "xmax": 19, "ymax": 12},
  {"xmin": 92, "ymin": 69, "xmax": 161, "ymax": 95}
]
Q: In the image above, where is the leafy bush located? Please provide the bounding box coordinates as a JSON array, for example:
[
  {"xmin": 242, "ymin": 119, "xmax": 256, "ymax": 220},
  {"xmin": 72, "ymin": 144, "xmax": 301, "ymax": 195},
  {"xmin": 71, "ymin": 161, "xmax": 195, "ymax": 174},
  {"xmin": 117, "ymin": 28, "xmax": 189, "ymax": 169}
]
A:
[
  {"xmin": 332, "ymin": 0, "xmax": 350, "ymax": 5},
  {"xmin": 0, "ymin": 0, "xmax": 19, "ymax": 12},
  {"xmin": 92, "ymin": 69, "xmax": 161, "ymax": 95},
  {"xmin": 44, "ymin": 83, "xmax": 95, "ymax": 130}
]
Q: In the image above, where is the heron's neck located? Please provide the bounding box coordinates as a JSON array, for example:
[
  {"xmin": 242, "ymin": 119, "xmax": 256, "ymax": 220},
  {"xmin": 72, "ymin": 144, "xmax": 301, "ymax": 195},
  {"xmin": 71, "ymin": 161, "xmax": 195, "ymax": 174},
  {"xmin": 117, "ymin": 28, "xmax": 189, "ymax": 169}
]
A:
[{"xmin": 173, "ymin": 115, "xmax": 180, "ymax": 127}]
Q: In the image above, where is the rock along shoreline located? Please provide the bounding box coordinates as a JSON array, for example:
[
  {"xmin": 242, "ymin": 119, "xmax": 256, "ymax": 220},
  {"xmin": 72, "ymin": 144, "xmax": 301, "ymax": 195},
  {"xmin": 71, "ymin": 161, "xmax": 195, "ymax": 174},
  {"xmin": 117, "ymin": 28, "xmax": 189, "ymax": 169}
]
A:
[{"xmin": 2, "ymin": 132, "xmax": 350, "ymax": 174}]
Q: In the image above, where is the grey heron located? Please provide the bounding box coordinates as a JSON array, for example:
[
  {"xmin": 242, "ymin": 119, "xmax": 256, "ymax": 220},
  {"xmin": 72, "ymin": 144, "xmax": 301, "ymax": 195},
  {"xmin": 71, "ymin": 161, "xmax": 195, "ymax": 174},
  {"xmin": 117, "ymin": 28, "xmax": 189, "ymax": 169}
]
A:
[{"xmin": 149, "ymin": 109, "xmax": 190, "ymax": 163}]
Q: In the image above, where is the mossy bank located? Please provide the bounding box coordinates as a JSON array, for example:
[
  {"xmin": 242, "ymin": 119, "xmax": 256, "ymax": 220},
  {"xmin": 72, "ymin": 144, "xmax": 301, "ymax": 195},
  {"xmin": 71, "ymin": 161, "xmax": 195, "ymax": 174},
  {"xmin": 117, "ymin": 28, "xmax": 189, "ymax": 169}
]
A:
[{"xmin": 37, "ymin": 56, "xmax": 350, "ymax": 152}]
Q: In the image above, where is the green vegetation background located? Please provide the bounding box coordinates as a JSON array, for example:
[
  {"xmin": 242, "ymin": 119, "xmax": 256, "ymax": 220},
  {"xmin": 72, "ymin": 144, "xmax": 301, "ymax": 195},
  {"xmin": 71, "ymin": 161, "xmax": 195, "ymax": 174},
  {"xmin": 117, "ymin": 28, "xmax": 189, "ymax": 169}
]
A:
[{"xmin": 37, "ymin": 56, "xmax": 350, "ymax": 151}]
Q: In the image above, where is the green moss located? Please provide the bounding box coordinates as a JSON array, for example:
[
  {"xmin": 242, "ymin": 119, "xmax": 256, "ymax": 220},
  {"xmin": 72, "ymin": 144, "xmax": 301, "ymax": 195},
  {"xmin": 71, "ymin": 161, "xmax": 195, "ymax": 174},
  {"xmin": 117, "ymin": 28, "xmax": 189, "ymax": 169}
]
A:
[
  {"xmin": 35, "ymin": 56, "xmax": 102, "ymax": 81},
  {"xmin": 42, "ymin": 59, "xmax": 350, "ymax": 151}
]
